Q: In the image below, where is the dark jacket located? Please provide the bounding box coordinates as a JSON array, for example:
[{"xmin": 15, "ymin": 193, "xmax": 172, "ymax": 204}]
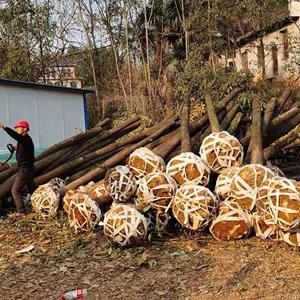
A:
[{"xmin": 4, "ymin": 127, "xmax": 35, "ymax": 168}]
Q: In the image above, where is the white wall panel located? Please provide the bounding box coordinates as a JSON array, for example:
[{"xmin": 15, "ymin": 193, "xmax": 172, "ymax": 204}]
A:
[{"xmin": 0, "ymin": 85, "xmax": 86, "ymax": 152}]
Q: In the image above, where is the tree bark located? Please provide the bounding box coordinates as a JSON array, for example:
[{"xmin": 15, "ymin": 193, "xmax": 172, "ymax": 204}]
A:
[
  {"xmin": 35, "ymin": 122, "xmax": 156, "ymax": 185},
  {"xmin": 267, "ymin": 107, "xmax": 300, "ymax": 133},
  {"xmin": 264, "ymin": 111, "xmax": 300, "ymax": 147},
  {"xmin": 262, "ymin": 97, "xmax": 276, "ymax": 135},
  {"xmin": 220, "ymin": 104, "xmax": 240, "ymax": 130},
  {"xmin": 204, "ymin": 94, "xmax": 221, "ymax": 132},
  {"xmin": 228, "ymin": 112, "xmax": 243, "ymax": 135},
  {"xmin": 180, "ymin": 98, "xmax": 191, "ymax": 152},
  {"xmin": 276, "ymin": 86, "xmax": 293, "ymax": 112},
  {"xmin": 250, "ymin": 98, "xmax": 263, "ymax": 164},
  {"xmin": 61, "ymin": 120, "xmax": 177, "ymax": 194},
  {"xmin": 36, "ymin": 118, "xmax": 110, "ymax": 161},
  {"xmin": 153, "ymin": 89, "xmax": 240, "ymax": 158},
  {"xmin": 263, "ymin": 127, "xmax": 300, "ymax": 160}
]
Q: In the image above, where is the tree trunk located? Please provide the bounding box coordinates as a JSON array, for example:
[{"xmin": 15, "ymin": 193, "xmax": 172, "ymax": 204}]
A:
[
  {"xmin": 35, "ymin": 123, "xmax": 155, "ymax": 185},
  {"xmin": 250, "ymin": 98, "xmax": 263, "ymax": 164},
  {"xmin": 259, "ymin": 38, "xmax": 266, "ymax": 80},
  {"xmin": 204, "ymin": 94, "xmax": 221, "ymax": 132},
  {"xmin": 228, "ymin": 112, "xmax": 243, "ymax": 135},
  {"xmin": 153, "ymin": 89, "xmax": 240, "ymax": 158},
  {"xmin": 61, "ymin": 120, "xmax": 177, "ymax": 194},
  {"xmin": 276, "ymin": 86, "xmax": 293, "ymax": 112},
  {"xmin": 220, "ymin": 104, "xmax": 240, "ymax": 130},
  {"xmin": 264, "ymin": 111, "xmax": 300, "ymax": 147},
  {"xmin": 267, "ymin": 107, "xmax": 300, "ymax": 133},
  {"xmin": 36, "ymin": 118, "xmax": 110, "ymax": 161},
  {"xmin": 180, "ymin": 98, "xmax": 191, "ymax": 152},
  {"xmin": 263, "ymin": 127, "xmax": 300, "ymax": 160},
  {"xmin": 262, "ymin": 97, "xmax": 276, "ymax": 135}
]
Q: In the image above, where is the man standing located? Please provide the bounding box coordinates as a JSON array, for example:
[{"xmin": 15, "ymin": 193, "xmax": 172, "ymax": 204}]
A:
[{"xmin": 0, "ymin": 120, "xmax": 35, "ymax": 215}]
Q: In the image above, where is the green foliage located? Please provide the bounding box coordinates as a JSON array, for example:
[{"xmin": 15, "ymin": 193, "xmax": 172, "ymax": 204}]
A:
[
  {"xmin": 175, "ymin": 62, "xmax": 253, "ymax": 106},
  {"xmin": 0, "ymin": 0, "xmax": 56, "ymax": 81}
]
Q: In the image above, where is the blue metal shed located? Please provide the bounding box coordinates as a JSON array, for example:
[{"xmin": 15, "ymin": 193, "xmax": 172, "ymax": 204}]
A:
[{"xmin": 0, "ymin": 78, "xmax": 93, "ymax": 155}]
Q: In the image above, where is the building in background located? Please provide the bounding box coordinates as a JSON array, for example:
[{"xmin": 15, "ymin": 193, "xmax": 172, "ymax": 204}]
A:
[
  {"xmin": 221, "ymin": 1, "xmax": 300, "ymax": 82},
  {"xmin": 41, "ymin": 60, "xmax": 82, "ymax": 88},
  {"xmin": 0, "ymin": 78, "xmax": 93, "ymax": 152}
]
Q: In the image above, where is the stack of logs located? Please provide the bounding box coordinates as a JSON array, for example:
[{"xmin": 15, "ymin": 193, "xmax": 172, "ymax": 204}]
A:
[
  {"xmin": 1, "ymin": 86, "xmax": 300, "ymax": 247},
  {"xmin": 1, "ymin": 86, "xmax": 300, "ymax": 201}
]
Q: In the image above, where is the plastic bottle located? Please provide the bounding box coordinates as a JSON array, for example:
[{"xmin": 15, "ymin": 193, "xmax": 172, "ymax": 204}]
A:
[{"xmin": 60, "ymin": 288, "xmax": 88, "ymax": 299}]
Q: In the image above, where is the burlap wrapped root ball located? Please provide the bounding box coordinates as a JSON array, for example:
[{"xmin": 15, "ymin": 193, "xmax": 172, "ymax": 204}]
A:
[
  {"xmin": 102, "ymin": 204, "xmax": 149, "ymax": 246},
  {"xmin": 210, "ymin": 201, "xmax": 253, "ymax": 241},
  {"xmin": 199, "ymin": 131, "xmax": 243, "ymax": 174},
  {"xmin": 166, "ymin": 152, "xmax": 210, "ymax": 186},
  {"xmin": 31, "ymin": 178, "xmax": 65, "ymax": 217},
  {"xmin": 230, "ymin": 164, "xmax": 274, "ymax": 211},
  {"xmin": 252, "ymin": 213, "xmax": 282, "ymax": 241},
  {"xmin": 256, "ymin": 176, "xmax": 300, "ymax": 231},
  {"xmin": 106, "ymin": 165, "xmax": 137, "ymax": 202},
  {"xmin": 215, "ymin": 166, "xmax": 240, "ymax": 201},
  {"xmin": 89, "ymin": 180, "xmax": 112, "ymax": 212},
  {"xmin": 137, "ymin": 172, "xmax": 177, "ymax": 212},
  {"xmin": 172, "ymin": 184, "xmax": 217, "ymax": 230},
  {"xmin": 128, "ymin": 147, "xmax": 166, "ymax": 178},
  {"xmin": 67, "ymin": 193, "xmax": 101, "ymax": 233}
]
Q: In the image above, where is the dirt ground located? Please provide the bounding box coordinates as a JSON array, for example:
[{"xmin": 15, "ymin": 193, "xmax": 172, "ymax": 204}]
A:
[{"xmin": 1, "ymin": 213, "xmax": 300, "ymax": 300}]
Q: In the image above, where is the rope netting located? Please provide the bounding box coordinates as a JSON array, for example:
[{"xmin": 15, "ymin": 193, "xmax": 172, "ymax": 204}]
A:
[
  {"xmin": 166, "ymin": 152, "xmax": 210, "ymax": 186},
  {"xmin": 136, "ymin": 171, "xmax": 177, "ymax": 212},
  {"xmin": 128, "ymin": 147, "xmax": 166, "ymax": 179},
  {"xmin": 172, "ymin": 184, "xmax": 218, "ymax": 230},
  {"xmin": 199, "ymin": 131, "xmax": 244, "ymax": 174},
  {"xmin": 102, "ymin": 204, "xmax": 149, "ymax": 246},
  {"xmin": 106, "ymin": 165, "xmax": 137, "ymax": 202}
]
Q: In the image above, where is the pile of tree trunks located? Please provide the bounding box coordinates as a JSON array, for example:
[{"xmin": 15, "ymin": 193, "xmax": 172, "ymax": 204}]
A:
[{"xmin": 1, "ymin": 86, "xmax": 300, "ymax": 204}]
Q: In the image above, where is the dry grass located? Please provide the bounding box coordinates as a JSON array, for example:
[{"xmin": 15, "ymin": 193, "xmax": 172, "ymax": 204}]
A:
[{"xmin": 1, "ymin": 213, "xmax": 300, "ymax": 300}]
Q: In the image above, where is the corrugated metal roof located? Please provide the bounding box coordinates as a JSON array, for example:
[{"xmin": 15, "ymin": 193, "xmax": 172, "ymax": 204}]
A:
[{"xmin": 0, "ymin": 78, "xmax": 94, "ymax": 94}]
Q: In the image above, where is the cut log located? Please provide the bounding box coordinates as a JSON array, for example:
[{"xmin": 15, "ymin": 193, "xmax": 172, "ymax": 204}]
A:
[
  {"xmin": 153, "ymin": 89, "xmax": 240, "ymax": 158},
  {"xmin": 204, "ymin": 94, "xmax": 221, "ymax": 132},
  {"xmin": 264, "ymin": 111, "xmax": 300, "ymax": 147},
  {"xmin": 250, "ymin": 98, "xmax": 264, "ymax": 164},
  {"xmin": 219, "ymin": 104, "xmax": 240, "ymax": 130},
  {"xmin": 65, "ymin": 117, "xmax": 140, "ymax": 159},
  {"xmin": 228, "ymin": 112, "xmax": 243, "ymax": 135},
  {"xmin": 36, "ymin": 117, "xmax": 110, "ymax": 160},
  {"xmin": 35, "ymin": 117, "xmax": 176, "ymax": 185},
  {"xmin": 263, "ymin": 127, "xmax": 300, "ymax": 160},
  {"xmin": 267, "ymin": 107, "xmax": 300, "ymax": 133},
  {"xmin": 42, "ymin": 118, "xmax": 141, "ymax": 172},
  {"xmin": 262, "ymin": 97, "xmax": 276, "ymax": 135},
  {"xmin": 242, "ymin": 106, "xmax": 300, "ymax": 147},
  {"xmin": 180, "ymin": 98, "xmax": 191, "ymax": 152},
  {"xmin": 0, "ymin": 164, "xmax": 10, "ymax": 173},
  {"xmin": 61, "ymin": 119, "xmax": 177, "ymax": 194},
  {"xmin": 276, "ymin": 86, "xmax": 293, "ymax": 112}
]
